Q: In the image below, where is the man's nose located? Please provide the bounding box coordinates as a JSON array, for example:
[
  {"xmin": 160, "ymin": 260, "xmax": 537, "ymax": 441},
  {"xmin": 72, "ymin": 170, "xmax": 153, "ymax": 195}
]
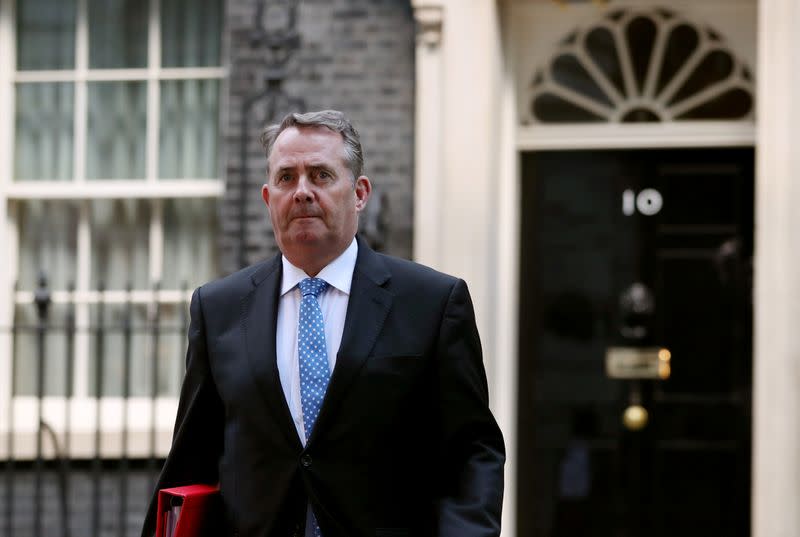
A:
[{"xmin": 293, "ymin": 175, "xmax": 314, "ymax": 202}]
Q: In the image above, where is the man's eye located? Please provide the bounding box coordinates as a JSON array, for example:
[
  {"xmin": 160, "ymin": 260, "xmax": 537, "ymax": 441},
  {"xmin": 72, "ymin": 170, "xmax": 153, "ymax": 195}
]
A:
[
  {"xmin": 278, "ymin": 174, "xmax": 292, "ymax": 182},
  {"xmin": 318, "ymin": 170, "xmax": 331, "ymax": 179}
]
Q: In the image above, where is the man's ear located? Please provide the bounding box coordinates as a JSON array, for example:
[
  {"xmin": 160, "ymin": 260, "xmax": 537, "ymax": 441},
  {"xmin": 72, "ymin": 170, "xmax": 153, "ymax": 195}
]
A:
[
  {"xmin": 261, "ymin": 183, "xmax": 270, "ymax": 208},
  {"xmin": 354, "ymin": 176, "xmax": 372, "ymax": 211}
]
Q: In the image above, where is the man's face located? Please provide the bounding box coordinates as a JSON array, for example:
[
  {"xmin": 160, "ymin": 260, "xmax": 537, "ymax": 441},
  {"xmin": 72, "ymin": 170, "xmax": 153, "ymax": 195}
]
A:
[{"xmin": 262, "ymin": 125, "xmax": 371, "ymax": 274}]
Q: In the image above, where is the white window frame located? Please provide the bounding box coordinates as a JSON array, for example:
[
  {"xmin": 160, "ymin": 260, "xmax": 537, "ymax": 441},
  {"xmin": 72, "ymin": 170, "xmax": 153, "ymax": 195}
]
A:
[{"xmin": 0, "ymin": 0, "xmax": 227, "ymax": 460}]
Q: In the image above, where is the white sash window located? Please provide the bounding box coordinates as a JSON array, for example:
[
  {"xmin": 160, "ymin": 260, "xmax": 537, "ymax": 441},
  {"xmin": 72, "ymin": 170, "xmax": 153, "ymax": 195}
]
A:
[{"xmin": 0, "ymin": 0, "xmax": 226, "ymax": 459}]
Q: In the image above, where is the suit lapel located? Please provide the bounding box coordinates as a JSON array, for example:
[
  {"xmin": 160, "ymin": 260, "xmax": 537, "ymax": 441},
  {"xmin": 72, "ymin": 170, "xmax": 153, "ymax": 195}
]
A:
[
  {"xmin": 308, "ymin": 238, "xmax": 393, "ymax": 445},
  {"xmin": 242, "ymin": 256, "xmax": 303, "ymax": 451}
]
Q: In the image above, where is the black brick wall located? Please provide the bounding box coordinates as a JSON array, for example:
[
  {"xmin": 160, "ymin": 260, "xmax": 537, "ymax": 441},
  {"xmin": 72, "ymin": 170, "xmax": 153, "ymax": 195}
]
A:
[{"xmin": 221, "ymin": 0, "xmax": 416, "ymax": 274}]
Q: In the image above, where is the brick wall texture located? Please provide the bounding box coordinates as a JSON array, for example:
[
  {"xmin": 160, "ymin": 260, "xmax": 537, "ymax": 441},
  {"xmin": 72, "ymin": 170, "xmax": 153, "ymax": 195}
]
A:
[{"xmin": 221, "ymin": 0, "xmax": 416, "ymax": 274}]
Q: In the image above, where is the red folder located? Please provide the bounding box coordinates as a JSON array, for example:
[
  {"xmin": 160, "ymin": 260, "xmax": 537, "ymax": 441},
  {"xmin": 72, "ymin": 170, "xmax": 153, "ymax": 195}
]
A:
[{"xmin": 155, "ymin": 484, "xmax": 223, "ymax": 537}]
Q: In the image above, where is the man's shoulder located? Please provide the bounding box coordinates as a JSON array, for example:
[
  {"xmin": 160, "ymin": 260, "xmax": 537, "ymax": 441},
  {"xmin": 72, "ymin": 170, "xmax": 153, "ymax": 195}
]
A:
[
  {"xmin": 369, "ymin": 250, "xmax": 461, "ymax": 292},
  {"xmin": 196, "ymin": 256, "xmax": 280, "ymax": 301}
]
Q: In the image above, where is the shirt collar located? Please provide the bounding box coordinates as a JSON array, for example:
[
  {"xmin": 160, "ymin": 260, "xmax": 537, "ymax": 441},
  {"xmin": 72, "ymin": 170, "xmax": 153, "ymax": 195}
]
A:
[{"xmin": 280, "ymin": 237, "xmax": 358, "ymax": 297}]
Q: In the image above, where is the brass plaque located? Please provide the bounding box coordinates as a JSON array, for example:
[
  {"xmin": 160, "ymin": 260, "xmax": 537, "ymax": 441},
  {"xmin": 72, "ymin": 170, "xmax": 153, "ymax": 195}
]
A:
[{"xmin": 605, "ymin": 347, "xmax": 671, "ymax": 379}]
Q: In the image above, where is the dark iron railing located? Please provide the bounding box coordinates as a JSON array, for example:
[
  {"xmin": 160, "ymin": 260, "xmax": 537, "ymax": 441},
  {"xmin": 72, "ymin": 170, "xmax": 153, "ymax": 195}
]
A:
[{"xmin": 2, "ymin": 275, "xmax": 190, "ymax": 537}]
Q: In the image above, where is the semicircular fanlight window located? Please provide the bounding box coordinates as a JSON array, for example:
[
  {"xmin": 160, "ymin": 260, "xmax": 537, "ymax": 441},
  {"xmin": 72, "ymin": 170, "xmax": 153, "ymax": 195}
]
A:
[{"xmin": 525, "ymin": 8, "xmax": 754, "ymax": 124}]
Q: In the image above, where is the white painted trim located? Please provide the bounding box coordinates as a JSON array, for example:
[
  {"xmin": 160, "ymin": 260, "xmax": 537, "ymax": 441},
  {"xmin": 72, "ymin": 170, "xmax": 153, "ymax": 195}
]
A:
[
  {"xmin": 147, "ymin": 0, "xmax": 161, "ymax": 186},
  {"xmin": 517, "ymin": 121, "xmax": 756, "ymax": 150},
  {"xmin": 147, "ymin": 74, "xmax": 160, "ymax": 182},
  {"xmin": 7, "ymin": 180, "xmax": 225, "ymax": 199},
  {"xmin": 412, "ymin": 3, "xmax": 444, "ymax": 266},
  {"xmin": 74, "ymin": 201, "xmax": 91, "ymax": 398},
  {"xmin": 150, "ymin": 199, "xmax": 164, "ymax": 284},
  {"xmin": 0, "ymin": 0, "xmax": 13, "ymax": 191},
  {"xmin": 752, "ymin": 0, "xmax": 800, "ymax": 536},
  {"xmin": 74, "ymin": 0, "xmax": 88, "ymax": 185},
  {"xmin": 15, "ymin": 289, "xmax": 193, "ymax": 304},
  {"xmin": 14, "ymin": 67, "xmax": 227, "ymax": 83},
  {"xmin": 495, "ymin": 4, "xmax": 519, "ymax": 536},
  {"xmin": 0, "ymin": 0, "xmax": 16, "ymax": 435},
  {"xmin": 0, "ymin": 397, "xmax": 179, "ymax": 459},
  {"xmin": 156, "ymin": 67, "xmax": 228, "ymax": 80}
]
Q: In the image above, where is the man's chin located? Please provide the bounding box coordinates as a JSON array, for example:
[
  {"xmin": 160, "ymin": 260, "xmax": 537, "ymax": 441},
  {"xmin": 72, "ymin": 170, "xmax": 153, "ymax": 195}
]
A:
[{"xmin": 289, "ymin": 230, "xmax": 326, "ymax": 244}]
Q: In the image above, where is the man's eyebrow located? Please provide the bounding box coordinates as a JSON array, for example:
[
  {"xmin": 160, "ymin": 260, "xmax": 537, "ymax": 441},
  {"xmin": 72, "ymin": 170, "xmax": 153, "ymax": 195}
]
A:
[
  {"xmin": 307, "ymin": 162, "xmax": 335, "ymax": 170},
  {"xmin": 273, "ymin": 165, "xmax": 296, "ymax": 175}
]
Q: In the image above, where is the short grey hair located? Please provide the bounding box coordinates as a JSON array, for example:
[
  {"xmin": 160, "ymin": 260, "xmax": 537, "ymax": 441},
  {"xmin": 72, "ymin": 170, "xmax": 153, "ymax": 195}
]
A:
[{"xmin": 260, "ymin": 110, "xmax": 365, "ymax": 181}]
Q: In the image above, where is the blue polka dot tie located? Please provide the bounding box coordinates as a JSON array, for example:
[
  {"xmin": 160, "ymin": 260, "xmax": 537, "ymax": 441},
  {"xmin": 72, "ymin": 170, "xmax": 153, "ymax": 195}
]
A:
[{"xmin": 298, "ymin": 277, "xmax": 330, "ymax": 537}]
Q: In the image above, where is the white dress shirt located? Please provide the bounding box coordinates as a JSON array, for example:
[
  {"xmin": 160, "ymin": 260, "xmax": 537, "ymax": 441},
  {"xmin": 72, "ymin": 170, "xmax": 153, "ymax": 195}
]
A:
[{"xmin": 276, "ymin": 237, "xmax": 358, "ymax": 445}]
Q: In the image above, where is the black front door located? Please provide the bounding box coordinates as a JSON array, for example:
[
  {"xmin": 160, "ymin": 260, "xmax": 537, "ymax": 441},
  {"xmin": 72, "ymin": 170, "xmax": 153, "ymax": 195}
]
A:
[{"xmin": 517, "ymin": 148, "xmax": 753, "ymax": 537}]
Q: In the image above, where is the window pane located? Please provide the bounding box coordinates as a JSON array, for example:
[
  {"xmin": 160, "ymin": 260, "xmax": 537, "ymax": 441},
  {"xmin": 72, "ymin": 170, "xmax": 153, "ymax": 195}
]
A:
[
  {"xmin": 162, "ymin": 199, "xmax": 218, "ymax": 289},
  {"xmin": 17, "ymin": 0, "xmax": 76, "ymax": 70},
  {"xmin": 87, "ymin": 82, "xmax": 146, "ymax": 180},
  {"xmin": 154, "ymin": 303, "xmax": 187, "ymax": 397},
  {"xmin": 17, "ymin": 200, "xmax": 78, "ymax": 291},
  {"xmin": 90, "ymin": 199, "xmax": 150, "ymax": 290},
  {"xmin": 88, "ymin": 0, "xmax": 148, "ymax": 69},
  {"xmin": 159, "ymin": 80, "xmax": 220, "ymax": 179},
  {"xmin": 161, "ymin": 0, "xmax": 222, "ymax": 67},
  {"xmin": 13, "ymin": 304, "xmax": 72, "ymax": 396},
  {"xmin": 86, "ymin": 303, "xmax": 187, "ymax": 397},
  {"xmin": 15, "ymin": 83, "xmax": 74, "ymax": 181},
  {"xmin": 87, "ymin": 304, "xmax": 148, "ymax": 397}
]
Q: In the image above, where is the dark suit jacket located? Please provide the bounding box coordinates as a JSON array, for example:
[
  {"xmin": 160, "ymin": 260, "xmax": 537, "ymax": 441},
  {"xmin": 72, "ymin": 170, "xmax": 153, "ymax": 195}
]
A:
[{"xmin": 142, "ymin": 236, "xmax": 505, "ymax": 537}]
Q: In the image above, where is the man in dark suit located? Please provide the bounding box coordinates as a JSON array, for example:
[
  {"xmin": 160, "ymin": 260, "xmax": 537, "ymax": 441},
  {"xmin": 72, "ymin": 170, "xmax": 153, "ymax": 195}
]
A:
[{"xmin": 142, "ymin": 110, "xmax": 505, "ymax": 537}]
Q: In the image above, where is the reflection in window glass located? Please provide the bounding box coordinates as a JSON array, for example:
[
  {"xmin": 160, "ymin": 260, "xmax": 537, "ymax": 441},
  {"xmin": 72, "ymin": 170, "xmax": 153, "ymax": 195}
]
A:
[
  {"xmin": 90, "ymin": 199, "xmax": 150, "ymax": 290},
  {"xmin": 15, "ymin": 83, "xmax": 74, "ymax": 181},
  {"xmin": 17, "ymin": 200, "xmax": 78, "ymax": 291},
  {"xmin": 13, "ymin": 304, "xmax": 72, "ymax": 396},
  {"xmin": 160, "ymin": 80, "xmax": 220, "ymax": 178},
  {"xmin": 17, "ymin": 0, "xmax": 76, "ymax": 70},
  {"xmin": 87, "ymin": 82, "xmax": 146, "ymax": 179},
  {"xmin": 88, "ymin": 0, "xmax": 148, "ymax": 69},
  {"xmin": 163, "ymin": 199, "xmax": 218, "ymax": 290},
  {"xmin": 161, "ymin": 0, "xmax": 223, "ymax": 67}
]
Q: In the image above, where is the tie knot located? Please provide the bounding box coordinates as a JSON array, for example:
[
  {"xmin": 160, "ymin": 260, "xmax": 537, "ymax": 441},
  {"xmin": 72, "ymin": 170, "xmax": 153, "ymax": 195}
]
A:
[{"xmin": 299, "ymin": 277, "xmax": 328, "ymax": 298}]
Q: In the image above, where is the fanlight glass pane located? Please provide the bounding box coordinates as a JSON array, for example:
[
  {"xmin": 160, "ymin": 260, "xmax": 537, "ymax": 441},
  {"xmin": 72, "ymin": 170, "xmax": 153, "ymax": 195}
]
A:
[
  {"xmin": 626, "ymin": 16, "xmax": 657, "ymax": 93},
  {"xmin": 657, "ymin": 24, "xmax": 699, "ymax": 95},
  {"xmin": 161, "ymin": 0, "xmax": 223, "ymax": 67},
  {"xmin": 87, "ymin": 82, "xmax": 146, "ymax": 180},
  {"xmin": 669, "ymin": 50, "xmax": 734, "ymax": 106},
  {"xmin": 586, "ymin": 28, "xmax": 624, "ymax": 97},
  {"xmin": 162, "ymin": 198, "xmax": 218, "ymax": 290},
  {"xmin": 533, "ymin": 93, "xmax": 605, "ymax": 123},
  {"xmin": 17, "ymin": 0, "xmax": 76, "ymax": 70},
  {"xmin": 90, "ymin": 199, "xmax": 151, "ymax": 290},
  {"xmin": 17, "ymin": 200, "xmax": 79, "ymax": 291},
  {"xmin": 159, "ymin": 80, "xmax": 220, "ymax": 179},
  {"xmin": 676, "ymin": 89, "xmax": 753, "ymax": 120},
  {"xmin": 528, "ymin": 10, "xmax": 754, "ymax": 124},
  {"xmin": 88, "ymin": 0, "xmax": 148, "ymax": 69},
  {"xmin": 551, "ymin": 54, "xmax": 612, "ymax": 107},
  {"xmin": 15, "ymin": 83, "xmax": 74, "ymax": 181}
]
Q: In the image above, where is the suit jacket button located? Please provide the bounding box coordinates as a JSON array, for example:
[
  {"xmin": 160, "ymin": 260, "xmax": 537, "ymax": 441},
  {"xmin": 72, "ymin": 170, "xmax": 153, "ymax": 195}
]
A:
[{"xmin": 300, "ymin": 454, "xmax": 312, "ymax": 467}]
